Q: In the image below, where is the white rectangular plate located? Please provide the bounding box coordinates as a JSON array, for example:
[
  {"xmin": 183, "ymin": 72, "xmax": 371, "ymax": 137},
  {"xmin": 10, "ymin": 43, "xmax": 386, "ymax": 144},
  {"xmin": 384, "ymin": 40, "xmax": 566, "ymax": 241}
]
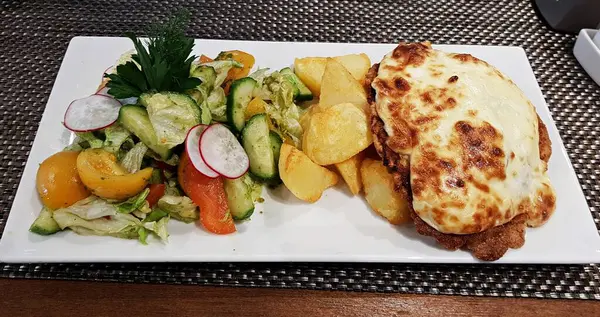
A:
[{"xmin": 1, "ymin": 37, "xmax": 599, "ymax": 264}]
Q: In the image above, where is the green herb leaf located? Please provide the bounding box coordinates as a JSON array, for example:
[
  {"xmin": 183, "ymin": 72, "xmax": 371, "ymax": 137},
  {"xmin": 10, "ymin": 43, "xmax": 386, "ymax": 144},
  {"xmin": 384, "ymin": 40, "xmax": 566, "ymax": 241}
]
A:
[
  {"xmin": 106, "ymin": 10, "xmax": 201, "ymax": 98},
  {"xmin": 144, "ymin": 207, "xmax": 169, "ymax": 223},
  {"xmin": 138, "ymin": 227, "xmax": 149, "ymax": 245}
]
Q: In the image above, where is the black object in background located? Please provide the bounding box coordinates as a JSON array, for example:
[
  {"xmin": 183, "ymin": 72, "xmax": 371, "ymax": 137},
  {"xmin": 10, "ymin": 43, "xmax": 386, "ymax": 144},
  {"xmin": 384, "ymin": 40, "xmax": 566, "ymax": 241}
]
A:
[{"xmin": 534, "ymin": 0, "xmax": 600, "ymax": 33}]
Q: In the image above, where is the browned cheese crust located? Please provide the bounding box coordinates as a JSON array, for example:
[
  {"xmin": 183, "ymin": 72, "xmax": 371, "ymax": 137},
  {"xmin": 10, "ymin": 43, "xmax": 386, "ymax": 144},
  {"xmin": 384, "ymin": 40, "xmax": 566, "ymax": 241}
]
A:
[{"xmin": 366, "ymin": 60, "xmax": 552, "ymax": 261}]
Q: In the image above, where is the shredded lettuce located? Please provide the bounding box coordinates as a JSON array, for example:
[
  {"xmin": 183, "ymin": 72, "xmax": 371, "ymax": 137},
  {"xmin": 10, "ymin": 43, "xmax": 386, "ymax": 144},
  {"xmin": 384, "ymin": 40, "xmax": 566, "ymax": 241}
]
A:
[
  {"xmin": 206, "ymin": 87, "xmax": 227, "ymax": 122},
  {"xmin": 146, "ymin": 150, "xmax": 180, "ymax": 166},
  {"xmin": 143, "ymin": 216, "xmax": 169, "ymax": 242},
  {"xmin": 103, "ymin": 124, "xmax": 132, "ymax": 154},
  {"xmin": 156, "ymin": 195, "xmax": 198, "ymax": 223},
  {"xmin": 199, "ymin": 100, "xmax": 213, "ymax": 124},
  {"xmin": 260, "ymin": 71, "xmax": 303, "ymax": 147},
  {"xmin": 189, "ymin": 63, "xmax": 231, "ymax": 123},
  {"xmin": 132, "ymin": 210, "xmax": 146, "ymax": 220},
  {"xmin": 190, "ymin": 65, "xmax": 216, "ymax": 92},
  {"xmin": 53, "ymin": 211, "xmax": 141, "ymax": 239},
  {"xmin": 249, "ymin": 68, "xmax": 270, "ymax": 87},
  {"xmin": 145, "ymin": 94, "xmax": 201, "ymax": 148},
  {"xmin": 137, "ymin": 227, "xmax": 149, "ymax": 244},
  {"xmin": 149, "ymin": 169, "xmax": 163, "ymax": 184},
  {"xmin": 242, "ymin": 173, "xmax": 263, "ymax": 202},
  {"xmin": 164, "ymin": 179, "xmax": 182, "ymax": 196},
  {"xmin": 51, "ymin": 194, "xmax": 168, "ymax": 244},
  {"xmin": 64, "ymin": 135, "xmax": 88, "ymax": 151},
  {"xmin": 200, "ymin": 60, "xmax": 243, "ymax": 87},
  {"xmin": 144, "ymin": 208, "xmax": 168, "ymax": 223},
  {"xmin": 76, "ymin": 132, "xmax": 104, "ymax": 149},
  {"xmin": 104, "ymin": 49, "xmax": 139, "ymax": 75},
  {"xmin": 57, "ymin": 196, "xmax": 118, "ymax": 220},
  {"xmin": 120, "ymin": 142, "xmax": 148, "ymax": 173},
  {"xmin": 115, "ymin": 189, "xmax": 150, "ymax": 214}
]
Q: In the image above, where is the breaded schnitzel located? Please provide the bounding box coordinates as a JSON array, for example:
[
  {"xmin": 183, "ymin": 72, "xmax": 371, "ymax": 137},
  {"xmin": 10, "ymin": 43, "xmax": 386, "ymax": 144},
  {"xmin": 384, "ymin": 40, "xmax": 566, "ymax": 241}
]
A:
[{"xmin": 366, "ymin": 43, "xmax": 556, "ymax": 261}]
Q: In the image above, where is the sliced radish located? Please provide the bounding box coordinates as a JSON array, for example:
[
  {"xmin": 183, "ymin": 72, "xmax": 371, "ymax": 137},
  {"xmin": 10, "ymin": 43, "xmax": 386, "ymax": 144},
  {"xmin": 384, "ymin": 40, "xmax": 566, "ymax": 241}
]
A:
[
  {"xmin": 117, "ymin": 96, "xmax": 138, "ymax": 105},
  {"xmin": 200, "ymin": 124, "xmax": 249, "ymax": 179},
  {"xmin": 103, "ymin": 65, "xmax": 115, "ymax": 77},
  {"xmin": 63, "ymin": 95, "xmax": 121, "ymax": 132},
  {"xmin": 186, "ymin": 124, "xmax": 219, "ymax": 178},
  {"xmin": 96, "ymin": 86, "xmax": 109, "ymax": 96},
  {"xmin": 96, "ymin": 86, "xmax": 138, "ymax": 105}
]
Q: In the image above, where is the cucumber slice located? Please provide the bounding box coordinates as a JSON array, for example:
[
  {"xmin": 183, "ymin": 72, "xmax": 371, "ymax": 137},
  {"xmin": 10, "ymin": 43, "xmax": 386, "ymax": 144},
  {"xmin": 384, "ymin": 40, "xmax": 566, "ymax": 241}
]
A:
[
  {"xmin": 268, "ymin": 131, "xmax": 283, "ymax": 185},
  {"xmin": 281, "ymin": 67, "xmax": 313, "ymax": 101},
  {"xmin": 118, "ymin": 105, "xmax": 173, "ymax": 160},
  {"xmin": 29, "ymin": 208, "xmax": 61, "ymax": 236},
  {"xmin": 241, "ymin": 114, "xmax": 277, "ymax": 182},
  {"xmin": 269, "ymin": 131, "xmax": 283, "ymax": 170},
  {"xmin": 223, "ymin": 174, "xmax": 255, "ymax": 221},
  {"xmin": 191, "ymin": 65, "xmax": 217, "ymax": 92},
  {"xmin": 227, "ymin": 77, "xmax": 257, "ymax": 133}
]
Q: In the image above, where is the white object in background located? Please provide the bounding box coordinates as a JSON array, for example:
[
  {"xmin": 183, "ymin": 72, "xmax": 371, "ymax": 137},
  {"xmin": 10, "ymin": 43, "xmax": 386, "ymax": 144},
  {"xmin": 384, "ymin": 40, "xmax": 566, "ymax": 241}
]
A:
[
  {"xmin": 594, "ymin": 29, "xmax": 600, "ymax": 48},
  {"xmin": 574, "ymin": 29, "xmax": 600, "ymax": 86}
]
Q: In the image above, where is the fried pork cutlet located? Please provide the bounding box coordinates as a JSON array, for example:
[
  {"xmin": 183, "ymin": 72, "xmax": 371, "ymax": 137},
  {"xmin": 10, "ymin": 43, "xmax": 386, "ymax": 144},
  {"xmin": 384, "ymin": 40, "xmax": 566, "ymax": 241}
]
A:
[{"xmin": 366, "ymin": 43, "xmax": 556, "ymax": 261}]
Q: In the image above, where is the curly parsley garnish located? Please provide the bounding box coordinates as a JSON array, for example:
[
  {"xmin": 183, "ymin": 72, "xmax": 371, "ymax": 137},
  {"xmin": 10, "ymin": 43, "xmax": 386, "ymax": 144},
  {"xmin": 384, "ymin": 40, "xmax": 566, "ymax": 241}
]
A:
[{"xmin": 105, "ymin": 10, "xmax": 200, "ymax": 99}]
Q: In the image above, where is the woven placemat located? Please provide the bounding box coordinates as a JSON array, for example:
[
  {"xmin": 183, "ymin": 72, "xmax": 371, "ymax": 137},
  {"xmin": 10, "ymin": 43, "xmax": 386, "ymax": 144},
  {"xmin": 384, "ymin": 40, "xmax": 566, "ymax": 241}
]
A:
[{"xmin": 1, "ymin": 0, "xmax": 599, "ymax": 300}]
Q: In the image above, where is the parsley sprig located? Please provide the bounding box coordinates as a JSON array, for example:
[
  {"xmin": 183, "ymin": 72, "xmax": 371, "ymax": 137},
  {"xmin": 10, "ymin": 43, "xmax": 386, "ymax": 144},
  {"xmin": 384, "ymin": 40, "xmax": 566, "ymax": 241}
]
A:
[{"xmin": 105, "ymin": 10, "xmax": 200, "ymax": 99}]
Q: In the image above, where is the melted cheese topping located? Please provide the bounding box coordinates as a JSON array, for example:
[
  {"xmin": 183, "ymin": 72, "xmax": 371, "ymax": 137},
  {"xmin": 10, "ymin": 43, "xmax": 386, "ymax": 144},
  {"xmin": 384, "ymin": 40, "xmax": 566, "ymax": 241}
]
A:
[{"xmin": 372, "ymin": 43, "xmax": 556, "ymax": 234}]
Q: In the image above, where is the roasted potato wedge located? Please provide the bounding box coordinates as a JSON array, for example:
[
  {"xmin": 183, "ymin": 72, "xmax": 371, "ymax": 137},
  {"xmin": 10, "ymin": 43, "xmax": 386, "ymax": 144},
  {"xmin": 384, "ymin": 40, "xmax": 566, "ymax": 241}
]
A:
[
  {"xmin": 279, "ymin": 144, "xmax": 339, "ymax": 203},
  {"xmin": 318, "ymin": 58, "xmax": 369, "ymax": 113},
  {"xmin": 299, "ymin": 103, "xmax": 321, "ymax": 132},
  {"xmin": 294, "ymin": 57, "xmax": 327, "ymax": 97},
  {"xmin": 335, "ymin": 151, "xmax": 365, "ymax": 195},
  {"xmin": 303, "ymin": 103, "xmax": 372, "ymax": 165},
  {"xmin": 333, "ymin": 53, "xmax": 371, "ymax": 82},
  {"xmin": 293, "ymin": 54, "xmax": 372, "ymax": 97},
  {"xmin": 360, "ymin": 158, "xmax": 411, "ymax": 224}
]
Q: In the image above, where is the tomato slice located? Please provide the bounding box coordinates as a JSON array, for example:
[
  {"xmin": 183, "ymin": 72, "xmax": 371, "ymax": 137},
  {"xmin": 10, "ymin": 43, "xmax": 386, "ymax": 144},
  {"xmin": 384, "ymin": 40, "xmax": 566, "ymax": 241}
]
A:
[
  {"xmin": 154, "ymin": 160, "xmax": 176, "ymax": 171},
  {"xmin": 146, "ymin": 183, "xmax": 166, "ymax": 207},
  {"xmin": 198, "ymin": 55, "xmax": 214, "ymax": 63},
  {"xmin": 217, "ymin": 50, "xmax": 255, "ymax": 95},
  {"xmin": 178, "ymin": 151, "xmax": 236, "ymax": 234}
]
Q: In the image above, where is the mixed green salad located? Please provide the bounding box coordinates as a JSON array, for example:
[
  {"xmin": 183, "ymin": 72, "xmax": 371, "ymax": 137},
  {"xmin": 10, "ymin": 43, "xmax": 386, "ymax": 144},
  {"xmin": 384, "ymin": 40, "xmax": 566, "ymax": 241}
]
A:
[{"xmin": 32, "ymin": 10, "xmax": 313, "ymax": 243}]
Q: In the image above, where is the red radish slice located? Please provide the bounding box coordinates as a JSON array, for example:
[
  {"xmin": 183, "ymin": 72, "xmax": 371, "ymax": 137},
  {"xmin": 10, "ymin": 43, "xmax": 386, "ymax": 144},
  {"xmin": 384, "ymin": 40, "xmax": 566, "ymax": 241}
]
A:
[
  {"xmin": 63, "ymin": 95, "xmax": 121, "ymax": 132},
  {"xmin": 103, "ymin": 65, "xmax": 114, "ymax": 77},
  {"xmin": 96, "ymin": 86, "xmax": 138, "ymax": 105},
  {"xmin": 186, "ymin": 124, "xmax": 219, "ymax": 178},
  {"xmin": 200, "ymin": 124, "xmax": 249, "ymax": 179},
  {"xmin": 96, "ymin": 87, "xmax": 109, "ymax": 96}
]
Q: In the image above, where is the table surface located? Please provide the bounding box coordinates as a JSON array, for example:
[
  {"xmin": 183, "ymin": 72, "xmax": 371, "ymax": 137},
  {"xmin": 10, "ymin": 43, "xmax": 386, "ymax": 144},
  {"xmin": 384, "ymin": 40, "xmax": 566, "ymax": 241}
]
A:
[
  {"xmin": 2, "ymin": 0, "xmax": 600, "ymax": 306},
  {"xmin": 1, "ymin": 279, "xmax": 599, "ymax": 317}
]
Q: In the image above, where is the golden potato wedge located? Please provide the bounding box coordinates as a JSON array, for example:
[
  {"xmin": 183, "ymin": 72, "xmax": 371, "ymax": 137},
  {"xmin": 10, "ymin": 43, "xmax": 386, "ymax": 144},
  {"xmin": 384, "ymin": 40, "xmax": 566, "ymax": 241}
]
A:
[
  {"xmin": 303, "ymin": 103, "xmax": 372, "ymax": 165},
  {"xmin": 335, "ymin": 151, "xmax": 365, "ymax": 195},
  {"xmin": 299, "ymin": 103, "xmax": 321, "ymax": 132},
  {"xmin": 294, "ymin": 54, "xmax": 372, "ymax": 97},
  {"xmin": 279, "ymin": 144, "xmax": 338, "ymax": 203},
  {"xmin": 294, "ymin": 57, "xmax": 327, "ymax": 97},
  {"xmin": 333, "ymin": 53, "xmax": 371, "ymax": 83},
  {"xmin": 360, "ymin": 158, "xmax": 411, "ymax": 225},
  {"xmin": 318, "ymin": 58, "xmax": 369, "ymax": 113}
]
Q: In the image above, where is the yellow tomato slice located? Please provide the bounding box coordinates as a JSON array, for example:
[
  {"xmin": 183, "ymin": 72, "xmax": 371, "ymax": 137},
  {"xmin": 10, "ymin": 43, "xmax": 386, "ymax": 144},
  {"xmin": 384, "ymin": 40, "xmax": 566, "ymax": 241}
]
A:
[
  {"xmin": 76, "ymin": 149, "xmax": 153, "ymax": 200},
  {"xmin": 36, "ymin": 151, "xmax": 90, "ymax": 209}
]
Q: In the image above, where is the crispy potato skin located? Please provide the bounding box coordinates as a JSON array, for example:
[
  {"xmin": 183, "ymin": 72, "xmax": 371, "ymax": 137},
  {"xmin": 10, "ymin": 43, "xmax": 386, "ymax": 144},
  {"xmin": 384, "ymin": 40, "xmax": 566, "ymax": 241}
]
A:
[
  {"xmin": 278, "ymin": 144, "xmax": 338, "ymax": 203},
  {"xmin": 335, "ymin": 152, "xmax": 365, "ymax": 195},
  {"xmin": 360, "ymin": 158, "xmax": 411, "ymax": 224}
]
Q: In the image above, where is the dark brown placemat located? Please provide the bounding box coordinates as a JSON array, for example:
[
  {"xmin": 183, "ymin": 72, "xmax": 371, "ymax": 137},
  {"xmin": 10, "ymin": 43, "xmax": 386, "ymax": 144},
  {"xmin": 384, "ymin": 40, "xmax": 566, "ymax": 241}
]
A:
[{"xmin": 1, "ymin": 0, "xmax": 599, "ymax": 299}]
